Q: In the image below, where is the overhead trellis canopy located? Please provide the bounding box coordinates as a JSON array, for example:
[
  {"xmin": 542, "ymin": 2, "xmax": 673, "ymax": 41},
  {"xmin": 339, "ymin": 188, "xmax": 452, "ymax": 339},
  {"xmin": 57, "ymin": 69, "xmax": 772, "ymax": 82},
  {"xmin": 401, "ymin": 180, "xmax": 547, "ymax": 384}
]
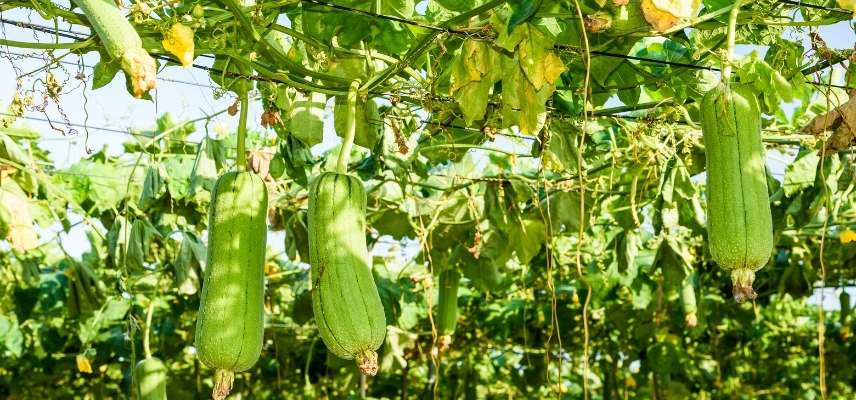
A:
[{"xmin": 1, "ymin": 0, "xmax": 856, "ymax": 399}]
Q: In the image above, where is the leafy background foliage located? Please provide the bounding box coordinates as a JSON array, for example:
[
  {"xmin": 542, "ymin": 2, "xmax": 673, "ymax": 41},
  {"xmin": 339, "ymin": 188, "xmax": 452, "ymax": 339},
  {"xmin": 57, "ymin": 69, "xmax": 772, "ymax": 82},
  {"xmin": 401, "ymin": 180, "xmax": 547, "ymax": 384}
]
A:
[{"xmin": 1, "ymin": 0, "xmax": 856, "ymax": 399}]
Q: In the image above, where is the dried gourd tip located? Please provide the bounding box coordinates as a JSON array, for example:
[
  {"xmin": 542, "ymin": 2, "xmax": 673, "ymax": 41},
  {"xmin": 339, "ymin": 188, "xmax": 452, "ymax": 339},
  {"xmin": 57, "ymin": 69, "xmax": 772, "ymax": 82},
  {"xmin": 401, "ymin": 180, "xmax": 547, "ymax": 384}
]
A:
[
  {"xmin": 733, "ymin": 284, "xmax": 758, "ymax": 303},
  {"xmin": 212, "ymin": 369, "xmax": 234, "ymax": 400},
  {"xmin": 438, "ymin": 334, "xmax": 453, "ymax": 353},
  {"xmin": 730, "ymin": 269, "xmax": 757, "ymax": 303},
  {"xmin": 356, "ymin": 350, "xmax": 379, "ymax": 376},
  {"xmin": 122, "ymin": 48, "xmax": 157, "ymax": 98},
  {"xmin": 685, "ymin": 313, "xmax": 698, "ymax": 328}
]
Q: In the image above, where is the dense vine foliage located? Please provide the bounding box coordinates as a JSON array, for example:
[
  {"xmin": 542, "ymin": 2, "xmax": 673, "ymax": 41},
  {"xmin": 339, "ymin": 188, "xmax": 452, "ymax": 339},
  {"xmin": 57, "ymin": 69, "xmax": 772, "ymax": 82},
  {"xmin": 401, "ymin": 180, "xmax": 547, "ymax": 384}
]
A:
[{"xmin": 1, "ymin": 0, "xmax": 856, "ymax": 398}]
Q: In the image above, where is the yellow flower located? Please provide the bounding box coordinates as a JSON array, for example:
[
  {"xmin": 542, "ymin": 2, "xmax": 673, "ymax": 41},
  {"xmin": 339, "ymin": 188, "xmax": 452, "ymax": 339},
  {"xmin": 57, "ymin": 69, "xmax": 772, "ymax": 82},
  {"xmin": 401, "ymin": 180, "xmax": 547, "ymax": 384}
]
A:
[
  {"xmin": 162, "ymin": 23, "xmax": 195, "ymax": 68},
  {"xmin": 841, "ymin": 229, "xmax": 856, "ymax": 244},
  {"xmin": 76, "ymin": 354, "xmax": 93, "ymax": 374},
  {"xmin": 838, "ymin": 0, "xmax": 856, "ymax": 13}
]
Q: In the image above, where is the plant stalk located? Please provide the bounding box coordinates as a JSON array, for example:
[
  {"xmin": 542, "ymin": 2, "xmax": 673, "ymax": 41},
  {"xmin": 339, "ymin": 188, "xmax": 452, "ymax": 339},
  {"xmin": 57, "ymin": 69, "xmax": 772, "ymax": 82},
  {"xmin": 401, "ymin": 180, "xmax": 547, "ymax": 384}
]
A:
[
  {"xmin": 722, "ymin": 0, "xmax": 744, "ymax": 82},
  {"xmin": 337, "ymin": 80, "xmax": 361, "ymax": 174},
  {"xmin": 237, "ymin": 90, "xmax": 249, "ymax": 173},
  {"xmin": 143, "ymin": 298, "xmax": 155, "ymax": 359}
]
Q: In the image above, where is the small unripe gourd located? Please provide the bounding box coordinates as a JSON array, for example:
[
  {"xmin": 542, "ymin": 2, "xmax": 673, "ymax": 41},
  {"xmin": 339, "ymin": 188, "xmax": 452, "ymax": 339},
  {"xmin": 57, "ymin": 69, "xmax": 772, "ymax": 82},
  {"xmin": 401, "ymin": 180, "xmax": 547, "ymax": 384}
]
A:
[
  {"xmin": 681, "ymin": 272, "xmax": 698, "ymax": 328},
  {"xmin": 135, "ymin": 357, "xmax": 168, "ymax": 400},
  {"xmin": 437, "ymin": 270, "xmax": 461, "ymax": 347},
  {"xmin": 71, "ymin": 0, "xmax": 156, "ymax": 97},
  {"xmin": 308, "ymin": 172, "xmax": 386, "ymax": 375},
  {"xmin": 437, "ymin": 270, "xmax": 461, "ymax": 336},
  {"xmin": 195, "ymin": 171, "xmax": 267, "ymax": 399},
  {"xmin": 700, "ymin": 84, "xmax": 774, "ymax": 302}
]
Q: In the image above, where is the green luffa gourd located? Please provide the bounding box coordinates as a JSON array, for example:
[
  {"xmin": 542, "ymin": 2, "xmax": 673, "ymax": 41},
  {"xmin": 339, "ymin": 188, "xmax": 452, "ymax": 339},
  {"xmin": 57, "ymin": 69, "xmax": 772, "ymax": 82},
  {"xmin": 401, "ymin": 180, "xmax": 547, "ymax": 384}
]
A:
[
  {"xmin": 308, "ymin": 172, "xmax": 386, "ymax": 376},
  {"xmin": 700, "ymin": 83, "xmax": 774, "ymax": 302},
  {"xmin": 195, "ymin": 171, "xmax": 267, "ymax": 399},
  {"xmin": 437, "ymin": 269, "xmax": 461, "ymax": 350}
]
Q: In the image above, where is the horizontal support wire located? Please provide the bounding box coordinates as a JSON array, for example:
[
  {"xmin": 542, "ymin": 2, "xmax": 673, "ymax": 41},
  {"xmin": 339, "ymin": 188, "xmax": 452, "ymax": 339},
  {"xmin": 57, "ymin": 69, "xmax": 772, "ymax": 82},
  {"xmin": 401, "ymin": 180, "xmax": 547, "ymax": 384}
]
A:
[
  {"xmin": 776, "ymin": 0, "xmax": 852, "ymax": 14},
  {"xmin": 1, "ymin": 3, "xmax": 853, "ymax": 135},
  {"xmin": 1, "ymin": 11, "xmax": 852, "ymax": 89}
]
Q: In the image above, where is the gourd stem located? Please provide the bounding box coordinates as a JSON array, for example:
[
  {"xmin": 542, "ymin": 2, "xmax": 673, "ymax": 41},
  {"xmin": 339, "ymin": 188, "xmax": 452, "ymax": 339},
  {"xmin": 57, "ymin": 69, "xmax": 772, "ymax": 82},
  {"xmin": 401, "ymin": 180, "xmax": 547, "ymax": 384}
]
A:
[
  {"xmin": 236, "ymin": 90, "xmax": 249, "ymax": 173},
  {"xmin": 336, "ymin": 80, "xmax": 361, "ymax": 174},
  {"xmin": 722, "ymin": 0, "xmax": 744, "ymax": 83}
]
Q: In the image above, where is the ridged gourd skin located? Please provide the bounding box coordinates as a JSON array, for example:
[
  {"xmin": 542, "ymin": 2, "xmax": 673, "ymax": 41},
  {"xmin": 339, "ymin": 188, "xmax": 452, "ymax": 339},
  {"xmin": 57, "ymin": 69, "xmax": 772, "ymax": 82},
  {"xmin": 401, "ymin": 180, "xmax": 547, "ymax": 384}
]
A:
[
  {"xmin": 308, "ymin": 172, "xmax": 386, "ymax": 376},
  {"xmin": 71, "ymin": 0, "xmax": 156, "ymax": 97},
  {"xmin": 195, "ymin": 172, "xmax": 267, "ymax": 395},
  {"xmin": 135, "ymin": 357, "xmax": 167, "ymax": 400},
  {"xmin": 700, "ymin": 84, "xmax": 774, "ymax": 302}
]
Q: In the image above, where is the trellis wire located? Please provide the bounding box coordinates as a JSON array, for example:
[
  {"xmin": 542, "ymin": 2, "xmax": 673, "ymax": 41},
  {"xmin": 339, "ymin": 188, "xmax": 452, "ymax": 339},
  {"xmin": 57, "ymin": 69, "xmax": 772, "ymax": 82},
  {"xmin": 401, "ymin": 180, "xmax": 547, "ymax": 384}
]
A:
[{"xmin": 3, "ymin": 8, "xmax": 853, "ymax": 91}]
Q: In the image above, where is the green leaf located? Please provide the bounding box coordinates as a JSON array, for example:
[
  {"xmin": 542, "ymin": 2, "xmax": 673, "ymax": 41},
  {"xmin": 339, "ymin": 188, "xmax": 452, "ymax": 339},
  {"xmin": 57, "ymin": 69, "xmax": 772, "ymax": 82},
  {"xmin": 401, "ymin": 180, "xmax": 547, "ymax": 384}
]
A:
[
  {"xmin": 0, "ymin": 315, "xmax": 23, "ymax": 357},
  {"xmin": 91, "ymin": 56, "xmax": 121, "ymax": 90},
  {"xmin": 783, "ymin": 149, "xmax": 819, "ymax": 197},
  {"xmin": 281, "ymin": 135, "xmax": 313, "ymax": 188},
  {"xmin": 126, "ymin": 219, "xmax": 161, "ymax": 272},
  {"xmin": 163, "ymin": 155, "xmax": 197, "ymax": 200},
  {"xmin": 138, "ymin": 165, "xmax": 164, "ymax": 209},
  {"xmin": 541, "ymin": 190, "xmax": 590, "ymax": 233},
  {"xmin": 174, "ymin": 231, "xmax": 203, "ymax": 295},
  {"xmin": 284, "ymin": 210, "xmax": 310, "ymax": 262},
  {"xmin": 288, "ymin": 91, "xmax": 326, "ymax": 147},
  {"xmin": 515, "ymin": 218, "xmax": 545, "ymax": 265},
  {"xmin": 433, "ymin": 0, "xmax": 476, "ymax": 12},
  {"xmin": 541, "ymin": 121, "xmax": 580, "ymax": 171},
  {"xmin": 507, "ymin": 0, "xmax": 543, "ymax": 34},
  {"xmin": 334, "ymin": 96, "xmax": 381, "ymax": 149}
]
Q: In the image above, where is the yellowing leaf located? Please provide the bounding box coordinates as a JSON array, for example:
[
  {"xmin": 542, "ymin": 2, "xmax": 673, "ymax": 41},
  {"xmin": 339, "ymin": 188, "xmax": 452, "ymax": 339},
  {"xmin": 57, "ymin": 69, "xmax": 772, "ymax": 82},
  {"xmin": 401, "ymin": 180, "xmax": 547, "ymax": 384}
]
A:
[
  {"xmin": 837, "ymin": 0, "xmax": 856, "ymax": 13},
  {"xmin": 641, "ymin": 0, "xmax": 699, "ymax": 32},
  {"xmin": 76, "ymin": 354, "xmax": 93, "ymax": 374},
  {"xmin": 541, "ymin": 52, "xmax": 566, "ymax": 86},
  {"xmin": 641, "ymin": 0, "xmax": 678, "ymax": 32},
  {"xmin": 649, "ymin": 0, "xmax": 699, "ymax": 18},
  {"xmin": 454, "ymin": 78, "xmax": 494, "ymax": 124},
  {"xmin": 501, "ymin": 58, "xmax": 554, "ymax": 135},
  {"xmin": 0, "ymin": 186, "xmax": 38, "ymax": 251},
  {"xmin": 841, "ymin": 229, "xmax": 856, "ymax": 244},
  {"xmin": 162, "ymin": 23, "xmax": 195, "ymax": 68},
  {"xmin": 450, "ymin": 41, "xmax": 500, "ymax": 94},
  {"xmin": 518, "ymin": 26, "xmax": 566, "ymax": 90}
]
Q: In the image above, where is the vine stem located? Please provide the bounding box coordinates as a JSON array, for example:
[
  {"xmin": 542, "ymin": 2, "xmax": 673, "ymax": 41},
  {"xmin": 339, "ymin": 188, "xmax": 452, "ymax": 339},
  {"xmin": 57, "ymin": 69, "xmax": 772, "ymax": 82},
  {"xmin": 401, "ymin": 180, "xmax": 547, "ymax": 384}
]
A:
[
  {"xmin": 336, "ymin": 80, "xmax": 361, "ymax": 174},
  {"xmin": 722, "ymin": 0, "xmax": 744, "ymax": 82},
  {"xmin": 236, "ymin": 90, "xmax": 249, "ymax": 173},
  {"xmin": 143, "ymin": 297, "xmax": 155, "ymax": 359},
  {"xmin": 571, "ymin": 0, "xmax": 593, "ymax": 397},
  {"xmin": 816, "ymin": 70, "xmax": 834, "ymax": 400}
]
